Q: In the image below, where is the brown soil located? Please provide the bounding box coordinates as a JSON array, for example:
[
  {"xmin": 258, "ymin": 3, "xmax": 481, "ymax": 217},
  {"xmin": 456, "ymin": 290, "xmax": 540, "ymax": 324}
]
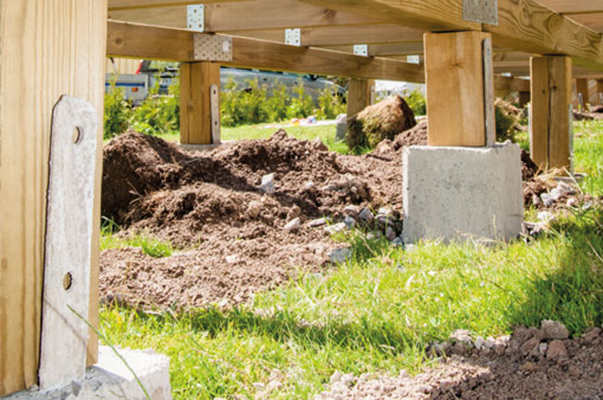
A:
[{"xmin": 316, "ymin": 327, "xmax": 603, "ymax": 400}]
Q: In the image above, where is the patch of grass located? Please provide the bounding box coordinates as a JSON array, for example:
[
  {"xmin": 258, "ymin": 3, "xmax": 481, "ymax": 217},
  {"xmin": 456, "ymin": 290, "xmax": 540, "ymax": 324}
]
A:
[
  {"xmin": 101, "ymin": 222, "xmax": 173, "ymax": 258},
  {"xmin": 99, "ymin": 121, "xmax": 603, "ymax": 400}
]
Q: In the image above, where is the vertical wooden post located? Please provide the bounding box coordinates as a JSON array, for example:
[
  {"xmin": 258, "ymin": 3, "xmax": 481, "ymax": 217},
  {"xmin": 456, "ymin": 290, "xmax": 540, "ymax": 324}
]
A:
[
  {"xmin": 596, "ymin": 79, "xmax": 603, "ymax": 105},
  {"xmin": 576, "ymin": 78, "xmax": 590, "ymax": 109},
  {"xmin": 0, "ymin": 0, "xmax": 107, "ymax": 396},
  {"xmin": 424, "ymin": 31, "xmax": 493, "ymax": 146},
  {"xmin": 180, "ymin": 62, "xmax": 221, "ymax": 145},
  {"xmin": 530, "ymin": 56, "xmax": 572, "ymax": 170},
  {"xmin": 347, "ymin": 78, "xmax": 374, "ymax": 117},
  {"xmin": 518, "ymin": 91, "xmax": 531, "ymax": 107}
]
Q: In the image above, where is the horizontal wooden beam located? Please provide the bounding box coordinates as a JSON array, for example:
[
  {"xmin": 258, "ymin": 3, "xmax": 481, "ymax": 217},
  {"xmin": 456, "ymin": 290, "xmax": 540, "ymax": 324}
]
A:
[
  {"xmin": 538, "ymin": 0, "xmax": 603, "ymax": 14},
  {"xmin": 109, "ymin": 0, "xmax": 382, "ymax": 31},
  {"xmin": 107, "ymin": 21, "xmax": 531, "ymax": 92},
  {"xmin": 109, "ymin": 0, "xmax": 244, "ymax": 11},
  {"xmin": 298, "ymin": 0, "xmax": 603, "ymax": 71},
  {"xmin": 321, "ymin": 42, "xmax": 424, "ymax": 57}
]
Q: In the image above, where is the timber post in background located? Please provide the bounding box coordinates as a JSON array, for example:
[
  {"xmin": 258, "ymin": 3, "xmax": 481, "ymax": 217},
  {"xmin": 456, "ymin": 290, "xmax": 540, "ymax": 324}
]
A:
[
  {"xmin": 347, "ymin": 78, "xmax": 375, "ymax": 118},
  {"xmin": 530, "ymin": 56, "xmax": 573, "ymax": 170}
]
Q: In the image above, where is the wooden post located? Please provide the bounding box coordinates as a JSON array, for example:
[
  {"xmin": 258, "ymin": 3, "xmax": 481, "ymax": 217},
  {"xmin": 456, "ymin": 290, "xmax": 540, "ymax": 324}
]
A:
[
  {"xmin": 576, "ymin": 78, "xmax": 590, "ymax": 109},
  {"xmin": 347, "ymin": 78, "xmax": 374, "ymax": 117},
  {"xmin": 180, "ymin": 62, "xmax": 221, "ymax": 145},
  {"xmin": 597, "ymin": 79, "xmax": 603, "ymax": 105},
  {"xmin": 530, "ymin": 56, "xmax": 572, "ymax": 170},
  {"xmin": 519, "ymin": 91, "xmax": 531, "ymax": 107},
  {"xmin": 0, "ymin": 0, "xmax": 107, "ymax": 396},
  {"xmin": 424, "ymin": 31, "xmax": 493, "ymax": 146}
]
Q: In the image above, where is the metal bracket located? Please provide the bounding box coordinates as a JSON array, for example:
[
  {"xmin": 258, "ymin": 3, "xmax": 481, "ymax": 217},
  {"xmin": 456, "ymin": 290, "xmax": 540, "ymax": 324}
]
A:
[
  {"xmin": 39, "ymin": 96, "xmax": 98, "ymax": 391},
  {"xmin": 353, "ymin": 45, "xmax": 369, "ymax": 57},
  {"xmin": 483, "ymin": 37, "xmax": 495, "ymax": 147},
  {"xmin": 194, "ymin": 34, "xmax": 233, "ymax": 62},
  {"xmin": 187, "ymin": 4, "xmax": 205, "ymax": 32},
  {"xmin": 569, "ymin": 103, "xmax": 574, "ymax": 173},
  {"xmin": 210, "ymin": 85, "xmax": 221, "ymax": 145},
  {"xmin": 285, "ymin": 29, "xmax": 301, "ymax": 46},
  {"xmin": 463, "ymin": 0, "xmax": 498, "ymax": 25},
  {"xmin": 407, "ymin": 55, "xmax": 420, "ymax": 65}
]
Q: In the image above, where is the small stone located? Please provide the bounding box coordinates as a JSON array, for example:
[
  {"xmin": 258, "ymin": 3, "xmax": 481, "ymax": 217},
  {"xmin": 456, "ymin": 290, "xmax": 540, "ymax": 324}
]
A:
[
  {"xmin": 287, "ymin": 205, "xmax": 302, "ymax": 220},
  {"xmin": 449, "ymin": 329, "xmax": 473, "ymax": 350},
  {"xmin": 335, "ymin": 114, "xmax": 348, "ymax": 142},
  {"xmin": 378, "ymin": 207, "xmax": 393, "ymax": 216},
  {"xmin": 385, "ymin": 226, "xmax": 397, "ymax": 241},
  {"xmin": 546, "ymin": 340, "xmax": 568, "ymax": 360},
  {"xmin": 344, "ymin": 216, "xmax": 356, "ymax": 229},
  {"xmin": 308, "ymin": 218, "xmax": 328, "ymax": 227},
  {"xmin": 567, "ymin": 198, "xmax": 578, "ymax": 208},
  {"xmin": 391, "ymin": 237, "xmax": 404, "ymax": 247},
  {"xmin": 284, "ymin": 217, "xmax": 301, "ymax": 232},
  {"xmin": 304, "ymin": 181, "xmax": 314, "ymax": 189},
  {"xmin": 520, "ymin": 361, "xmax": 536, "ymax": 373},
  {"xmin": 261, "ymin": 173, "xmax": 275, "ymax": 194},
  {"xmin": 358, "ymin": 207, "xmax": 374, "ymax": 222},
  {"xmin": 539, "ymin": 342, "xmax": 548, "ymax": 355},
  {"xmin": 583, "ymin": 327, "xmax": 601, "ymax": 342},
  {"xmin": 343, "ymin": 205, "xmax": 360, "ymax": 218},
  {"xmin": 542, "ymin": 320, "xmax": 570, "ymax": 340},
  {"xmin": 226, "ymin": 255, "xmax": 239, "ymax": 264},
  {"xmin": 325, "ymin": 222, "xmax": 347, "ymax": 234},
  {"xmin": 541, "ymin": 193, "xmax": 555, "ymax": 207},
  {"xmin": 329, "ymin": 248, "xmax": 352, "ymax": 264},
  {"xmin": 474, "ymin": 337, "xmax": 486, "ymax": 351},
  {"xmin": 247, "ymin": 201, "xmax": 262, "ymax": 219},
  {"xmin": 520, "ymin": 337, "xmax": 542, "ymax": 356}
]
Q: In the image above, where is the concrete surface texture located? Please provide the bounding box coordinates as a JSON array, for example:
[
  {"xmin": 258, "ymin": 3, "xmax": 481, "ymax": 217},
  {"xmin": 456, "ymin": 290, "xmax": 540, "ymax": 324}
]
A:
[
  {"xmin": 402, "ymin": 142, "xmax": 523, "ymax": 244},
  {"xmin": 4, "ymin": 347, "xmax": 172, "ymax": 400}
]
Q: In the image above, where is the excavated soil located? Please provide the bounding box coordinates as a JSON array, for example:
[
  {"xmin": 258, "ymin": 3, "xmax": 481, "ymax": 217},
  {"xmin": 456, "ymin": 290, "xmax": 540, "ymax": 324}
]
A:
[
  {"xmin": 316, "ymin": 327, "xmax": 603, "ymax": 400},
  {"xmin": 101, "ymin": 126, "xmax": 546, "ymax": 309}
]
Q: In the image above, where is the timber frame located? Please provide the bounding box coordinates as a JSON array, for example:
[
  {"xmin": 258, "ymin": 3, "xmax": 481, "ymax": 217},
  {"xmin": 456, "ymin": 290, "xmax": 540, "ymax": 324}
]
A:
[{"xmin": 3, "ymin": 0, "xmax": 603, "ymax": 396}]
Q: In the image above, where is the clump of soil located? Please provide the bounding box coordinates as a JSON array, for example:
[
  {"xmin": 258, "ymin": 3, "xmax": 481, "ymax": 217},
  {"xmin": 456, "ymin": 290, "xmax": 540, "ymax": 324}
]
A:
[
  {"xmin": 316, "ymin": 323, "xmax": 603, "ymax": 400},
  {"xmin": 347, "ymin": 96, "xmax": 417, "ymax": 150}
]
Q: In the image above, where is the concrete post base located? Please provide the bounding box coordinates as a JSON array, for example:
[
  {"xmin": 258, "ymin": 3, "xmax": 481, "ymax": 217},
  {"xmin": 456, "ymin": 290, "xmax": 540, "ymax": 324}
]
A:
[
  {"xmin": 403, "ymin": 143, "xmax": 523, "ymax": 244},
  {"xmin": 4, "ymin": 347, "xmax": 172, "ymax": 400}
]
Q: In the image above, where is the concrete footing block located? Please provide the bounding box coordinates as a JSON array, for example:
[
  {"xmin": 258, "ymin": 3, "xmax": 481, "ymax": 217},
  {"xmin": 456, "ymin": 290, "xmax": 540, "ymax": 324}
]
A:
[
  {"xmin": 402, "ymin": 143, "xmax": 523, "ymax": 244},
  {"xmin": 4, "ymin": 347, "xmax": 172, "ymax": 400}
]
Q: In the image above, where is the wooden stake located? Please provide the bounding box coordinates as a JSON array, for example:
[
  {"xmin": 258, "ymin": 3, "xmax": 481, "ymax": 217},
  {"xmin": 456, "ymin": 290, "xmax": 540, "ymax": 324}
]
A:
[
  {"xmin": 424, "ymin": 31, "xmax": 493, "ymax": 147},
  {"xmin": 180, "ymin": 62, "xmax": 221, "ymax": 145},
  {"xmin": 530, "ymin": 56, "xmax": 572, "ymax": 170},
  {"xmin": 347, "ymin": 78, "xmax": 374, "ymax": 118}
]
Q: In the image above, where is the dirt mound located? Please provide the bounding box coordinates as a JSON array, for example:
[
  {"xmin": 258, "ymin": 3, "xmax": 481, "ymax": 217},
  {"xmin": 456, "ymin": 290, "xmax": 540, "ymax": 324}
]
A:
[
  {"xmin": 347, "ymin": 96, "xmax": 417, "ymax": 150},
  {"xmin": 316, "ymin": 325, "xmax": 603, "ymax": 400}
]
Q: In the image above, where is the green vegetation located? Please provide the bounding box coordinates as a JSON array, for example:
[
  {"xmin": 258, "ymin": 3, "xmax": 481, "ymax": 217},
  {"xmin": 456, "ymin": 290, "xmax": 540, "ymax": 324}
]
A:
[
  {"xmin": 104, "ymin": 75, "xmax": 132, "ymax": 140},
  {"xmin": 101, "ymin": 220, "xmax": 173, "ymax": 258},
  {"xmin": 404, "ymin": 89, "xmax": 427, "ymax": 116},
  {"xmin": 129, "ymin": 79, "xmax": 180, "ymax": 137},
  {"xmin": 99, "ymin": 121, "xmax": 603, "ymax": 399}
]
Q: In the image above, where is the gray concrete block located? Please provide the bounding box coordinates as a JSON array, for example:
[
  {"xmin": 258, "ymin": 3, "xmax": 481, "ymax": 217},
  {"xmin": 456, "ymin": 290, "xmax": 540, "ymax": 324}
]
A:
[
  {"xmin": 402, "ymin": 143, "xmax": 523, "ymax": 244},
  {"xmin": 4, "ymin": 347, "xmax": 171, "ymax": 400}
]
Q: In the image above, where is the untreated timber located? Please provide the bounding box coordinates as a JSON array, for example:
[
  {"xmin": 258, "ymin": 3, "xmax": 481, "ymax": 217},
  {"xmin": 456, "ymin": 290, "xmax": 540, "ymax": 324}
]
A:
[
  {"xmin": 109, "ymin": 0, "xmax": 244, "ymax": 11},
  {"xmin": 107, "ymin": 21, "xmax": 530, "ymax": 91},
  {"xmin": 298, "ymin": 0, "xmax": 603, "ymax": 71}
]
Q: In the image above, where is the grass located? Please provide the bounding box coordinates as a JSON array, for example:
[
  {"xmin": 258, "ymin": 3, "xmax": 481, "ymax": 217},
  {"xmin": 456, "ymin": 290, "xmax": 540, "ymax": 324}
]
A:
[
  {"xmin": 101, "ymin": 221, "xmax": 174, "ymax": 258},
  {"xmin": 100, "ymin": 120, "xmax": 603, "ymax": 400}
]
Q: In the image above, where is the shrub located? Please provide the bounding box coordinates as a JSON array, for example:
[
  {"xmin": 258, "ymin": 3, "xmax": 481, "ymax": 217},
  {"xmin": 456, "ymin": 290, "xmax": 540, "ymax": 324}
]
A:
[
  {"xmin": 287, "ymin": 83, "xmax": 315, "ymax": 119},
  {"xmin": 104, "ymin": 74, "xmax": 132, "ymax": 140},
  {"xmin": 316, "ymin": 87, "xmax": 347, "ymax": 120},
  {"xmin": 221, "ymin": 78, "xmax": 270, "ymax": 127},
  {"xmin": 495, "ymin": 98, "xmax": 522, "ymax": 143},
  {"xmin": 404, "ymin": 89, "xmax": 427, "ymax": 116},
  {"xmin": 130, "ymin": 77, "xmax": 180, "ymax": 136}
]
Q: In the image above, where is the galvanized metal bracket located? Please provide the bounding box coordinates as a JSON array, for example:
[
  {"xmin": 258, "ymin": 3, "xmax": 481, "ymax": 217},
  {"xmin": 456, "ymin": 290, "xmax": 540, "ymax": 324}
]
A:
[
  {"xmin": 463, "ymin": 0, "xmax": 498, "ymax": 25},
  {"xmin": 187, "ymin": 4, "xmax": 205, "ymax": 32},
  {"xmin": 483, "ymin": 37, "xmax": 495, "ymax": 147},
  {"xmin": 407, "ymin": 55, "xmax": 420, "ymax": 65},
  {"xmin": 39, "ymin": 96, "xmax": 98, "ymax": 391},
  {"xmin": 285, "ymin": 29, "xmax": 301, "ymax": 46},
  {"xmin": 194, "ymin": 34, "xmax": 233, "ymax": 62},
  {"xmin": 353, "ymin": 45, "xmax": 369, "ymax": 57},
  {"xmin": 569, "ymin": 103, "xmax": 574, "ymax": 173},
  {"xmin": 210, "ymin": 84, "xmax": 221, "ymax": 145}
]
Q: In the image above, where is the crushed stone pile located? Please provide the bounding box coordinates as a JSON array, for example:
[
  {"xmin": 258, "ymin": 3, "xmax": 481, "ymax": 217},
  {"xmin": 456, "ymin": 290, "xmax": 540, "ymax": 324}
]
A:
[{"xmin": 316, "ymin": 321, "xmax": 603, "ymax": 400}]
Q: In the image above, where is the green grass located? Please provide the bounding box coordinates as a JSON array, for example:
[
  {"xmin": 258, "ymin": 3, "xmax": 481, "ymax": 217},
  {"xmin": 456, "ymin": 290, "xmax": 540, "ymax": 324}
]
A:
[
  {"xmin": 101, "ymin": 222, "xmax": 174, "ymax": 258},
  {"xmin": 100, "ymin": 121, "xmax": 603, "ymax": 400}
]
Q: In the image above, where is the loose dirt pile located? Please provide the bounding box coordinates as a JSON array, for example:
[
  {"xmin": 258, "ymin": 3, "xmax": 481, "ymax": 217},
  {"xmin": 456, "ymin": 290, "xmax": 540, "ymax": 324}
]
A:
[{"xmin": 316, "ymin": 322, "xmax": 603, "ymax": 400}]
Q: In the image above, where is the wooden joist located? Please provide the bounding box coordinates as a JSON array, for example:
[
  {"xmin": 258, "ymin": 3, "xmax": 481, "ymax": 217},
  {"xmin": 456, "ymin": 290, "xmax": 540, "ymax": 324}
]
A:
[
  {"xmin": 109, "ymin": 0, "xmax": 244, "ymax": 11},
  {"xmin": 297, "ymin": 0, "xmax": 603, "ymax": 71}
]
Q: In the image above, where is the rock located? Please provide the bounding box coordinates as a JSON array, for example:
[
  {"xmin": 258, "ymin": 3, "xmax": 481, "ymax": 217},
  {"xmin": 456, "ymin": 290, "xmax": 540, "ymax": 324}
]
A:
[
  {"xmin": 449, "ymin": 329, "xmax": 473, "ymax": 347},
  {"xmin": 582, "ymin": 327, "xmax": 601, "ymax": 342},
  {"xmin": 359, "ymin": 207, "xmax": 374, "ymax": 222},
  {"xmin": 391, "ymin": 237, "xmax": 404, "ymax": 247},
  {"xmin": 520, "ymin": 337, "xmax": 541, "ymax": 356},
  {"xmin": 309, "ymin": 218, "xmax": 328, "ymax": 227},
  {"xmin": 378, "ymin": 207, "xmax": 394, "ymax": 216},
  {"xmin": 542, "ymin": 320, "xmax": 570, "ymax": 340},
  {"xmin": 261, "ymin": 173, "xmax": 276, "ymax": 194},
  {"xmin": 546, "ymin": 340, "xmax": 568, "ymax": 360},
  {"xmin": 247, "ymin": 201, "xmax": 262, "ymax": 219},
  {"xmin": 325, "ymin": 222, "xmax": 347, "ymax": 234},
  {"xmin": 287, "ymin": 205, "xmax": 302, "ymax": 220},
  {"xmin": 520, "ymin": 361, "xmax": 536, "ymax": 373},
  {"xmin": 284, "ymin": 217, "xmax": 301, "ymax": 232},
  {"xmin": 386, "ymin": 226, "xmax": 397, "ymax": 241},
  {"xmin": 343, "ymin": 205, "xmax": 360, "ymax": 218},
  {"xmin": 376, "ymin": 214, "xmax": 396, "ymax": 229},
  {"xmin": 335, "ymin": 114, "xmax": 348, "ymax": 142},
  {"xmin": 329, "ymin": 248, "xmax": 352, "ymax": 264},
  {"xmin": 541, "ymin": 193, "xmax": 555, "ymax": 207},
  {"xmin": 539, "ymin": 342, "xmax": 548, "ymax": 355},
  {"xmin": 567, "ymin": 198, "xmax": 578, "ymax": 208},
  {"xmin": 494, "ymin": 335, "xmax": 510, "ymax": 356},
  {"xmin": 226, "ymin": 255, "xmax": 239, "ymax": 264},
  {"xmin": 344, "ymin": 216, "xmax": 356, "ymax": 229},
  {"xmin": 474, "ymin": 337, "xmax": 486, "ymax": 351}
]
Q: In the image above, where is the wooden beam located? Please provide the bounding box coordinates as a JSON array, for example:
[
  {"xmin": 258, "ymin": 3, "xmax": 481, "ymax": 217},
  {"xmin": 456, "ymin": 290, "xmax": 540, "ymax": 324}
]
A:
[
  {"xmin": 425, "ymin": 31, "xmax": 492, "ymax": 147},
  {"xmin": 0, "ymin": 0, "xmax": 106, "ymax": 396},
  {"xmin": 597, "ymin": 79, "xmax": 603, "ymax": 104},
  {"xmin": 109, "ymin": 0, "xmax": 382, "ymax": 31},
  {"xmin": 107, "ymin": 21, "xmax": 530, "ymax": 91},
  {"xmin": 109, "ymin": 0, "xmax": 244, "ymax": 11},
  {"xmin": 321, "ymin": 42, "xmax": 424, "ymax": 57},
  {"xmin": 347, "ymin": 79, "xmax": 374, "ymax": 117},
  {"xmin": 537, "ymin": 0, "xmax": 603, "ymax": 14},
  {"xmin": 530, "ymin": 56, "xmax": 572, "ymax": 170},
  {"xmin": 298, "ymin": 0, "xmax": 603, "ymax": 71},
  {"xmin": 576, "ymin": 78, "xmax": 590, "ymax": 107},
  {"xmin": 180, "ymin": 62, "xmax": 220, "ymax": 145}
]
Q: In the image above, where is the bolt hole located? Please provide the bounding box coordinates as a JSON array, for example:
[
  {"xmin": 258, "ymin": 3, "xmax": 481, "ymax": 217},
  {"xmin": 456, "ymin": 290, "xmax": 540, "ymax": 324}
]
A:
[
  {"xmin": 63, "ymin": 272, "xmax": 73, "ymax": 291},
  {"xmin": 72, "ymin": 127, "xmax": 82, "ymax": 144}
]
